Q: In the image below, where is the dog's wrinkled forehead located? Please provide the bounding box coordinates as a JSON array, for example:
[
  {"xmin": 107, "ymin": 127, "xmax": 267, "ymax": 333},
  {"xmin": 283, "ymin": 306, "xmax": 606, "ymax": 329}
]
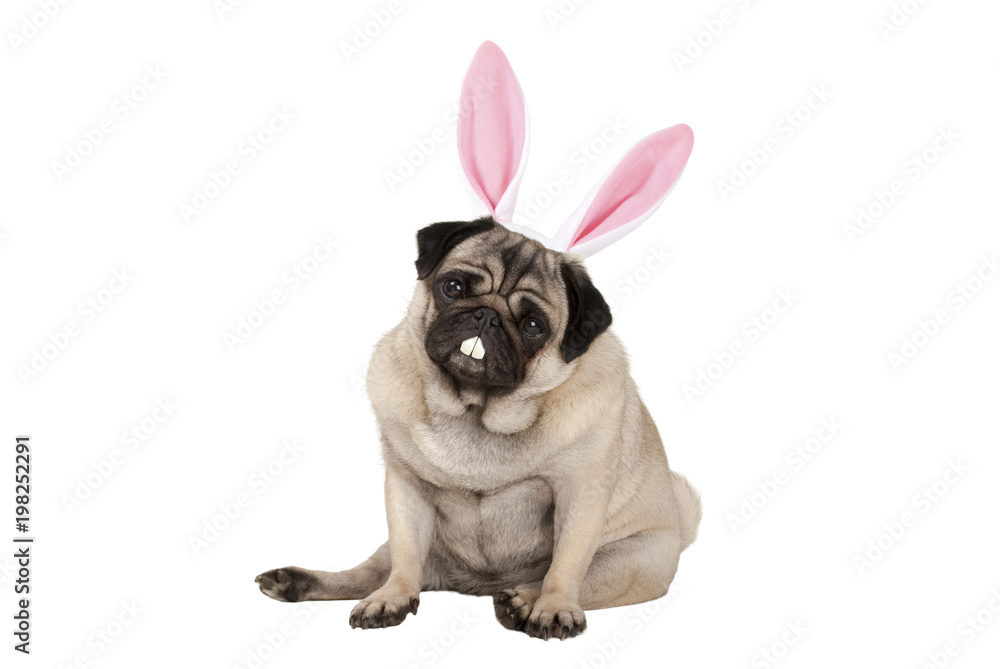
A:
[{"xmin": 442, "ymin": 227, "xmax": 560, "ymax": 303}]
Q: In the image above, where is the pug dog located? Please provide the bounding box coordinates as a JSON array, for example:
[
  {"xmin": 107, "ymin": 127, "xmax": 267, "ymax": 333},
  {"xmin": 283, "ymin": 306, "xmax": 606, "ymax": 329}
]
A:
[{"xmin": 255, "ymin": 42, "xmax": 701, "ymax": 640}]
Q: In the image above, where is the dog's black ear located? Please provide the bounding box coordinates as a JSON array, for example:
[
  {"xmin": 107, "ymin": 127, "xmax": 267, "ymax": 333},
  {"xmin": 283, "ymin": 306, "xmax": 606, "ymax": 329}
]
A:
[
  {"xmin": 559, "ymin": 261, "xmax": 612, "ymax": 363},
  {"xmin": 415, "ymin": 218, "xmax": 497, "ymax": 280}
]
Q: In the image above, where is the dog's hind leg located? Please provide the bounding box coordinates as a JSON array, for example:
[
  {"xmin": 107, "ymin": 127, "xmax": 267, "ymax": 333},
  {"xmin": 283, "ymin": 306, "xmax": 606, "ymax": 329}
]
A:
[
  {"xmin": 256, "ymin": 542, "xmax": 391, "ymax": 602},
  {"xmin": 494, "ymin": 528, "xmax": 686, "ymax": 638}
]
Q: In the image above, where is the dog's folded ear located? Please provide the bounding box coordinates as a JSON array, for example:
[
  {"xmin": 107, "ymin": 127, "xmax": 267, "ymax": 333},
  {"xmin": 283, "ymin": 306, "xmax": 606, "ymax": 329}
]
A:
[
  {"xmin": 559, "ymin": 261, "xmax": 612, "ymax": 363},
  {"xmin": 415, "ymin": 218, "xmax": 497, "ymax": 280}
]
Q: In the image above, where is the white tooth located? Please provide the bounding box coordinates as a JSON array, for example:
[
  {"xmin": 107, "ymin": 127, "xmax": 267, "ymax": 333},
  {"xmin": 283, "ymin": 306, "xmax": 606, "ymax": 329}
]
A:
[
  {"xmin": 471, "ymin": 337, "xmax": 486, "ymax": 360},
  {"xmin": 460, "ymin": 336, "xmax": 478, "ymax": 356}
]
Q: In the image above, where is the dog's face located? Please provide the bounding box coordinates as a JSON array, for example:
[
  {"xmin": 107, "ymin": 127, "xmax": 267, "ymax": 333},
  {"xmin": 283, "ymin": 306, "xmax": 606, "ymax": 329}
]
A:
[{"xmin": 414, "ymin": 218, "xmax": 612, "ymax": 394}]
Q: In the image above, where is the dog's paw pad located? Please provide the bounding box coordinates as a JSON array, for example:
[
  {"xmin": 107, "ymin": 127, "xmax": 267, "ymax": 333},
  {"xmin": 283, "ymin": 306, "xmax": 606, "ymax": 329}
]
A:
[
  {"xmin": 493, "ymin": 588, "xmax": 535, "ymax": 630},
  {"xmin": 255, "ymin": 566, "xmax": 312, "ymax": 602},
  {"xmin": 524, "ymin": 605, "xmax": 586, "ymax": 640},
  {"xmin": 349, "ymin": 593, "xmax": 419, "ymax": 629}
]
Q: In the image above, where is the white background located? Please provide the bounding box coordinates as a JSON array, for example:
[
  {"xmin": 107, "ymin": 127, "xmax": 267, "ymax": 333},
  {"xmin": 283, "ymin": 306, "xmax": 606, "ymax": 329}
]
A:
[{"xmin": 1, "ymin": 0, "xmax": 999, "ymax": 667}]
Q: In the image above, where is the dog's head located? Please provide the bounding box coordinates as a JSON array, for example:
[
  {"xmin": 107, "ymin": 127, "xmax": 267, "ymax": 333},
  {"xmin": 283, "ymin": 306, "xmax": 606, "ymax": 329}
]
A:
[{"xmin": 415, "ymin": 217, "xmax": 611, "ymax": 394}]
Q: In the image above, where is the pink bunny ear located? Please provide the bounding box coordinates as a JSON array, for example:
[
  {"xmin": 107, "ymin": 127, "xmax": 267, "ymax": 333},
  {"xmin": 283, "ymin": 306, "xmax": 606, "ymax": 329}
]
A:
[
  {"xmin": 552, "ymin": 124, "xmax": 694, "ymax": 257},
  {"xmin": 457, "ymin": 41, "xmax": 529, "ymax": 223}
]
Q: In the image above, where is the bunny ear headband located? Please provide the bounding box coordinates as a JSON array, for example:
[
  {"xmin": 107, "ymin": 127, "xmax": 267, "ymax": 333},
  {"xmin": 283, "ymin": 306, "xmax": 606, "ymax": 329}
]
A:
[{"xmin": 457, "ymin": 41, "xmax": 694, "ymax": 258}]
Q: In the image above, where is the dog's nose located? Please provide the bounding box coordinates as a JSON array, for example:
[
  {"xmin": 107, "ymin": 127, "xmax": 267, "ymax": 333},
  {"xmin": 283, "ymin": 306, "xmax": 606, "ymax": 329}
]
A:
[{"xmin": 473, "ymin": 307, "xmax": 500, "ymax": 329}]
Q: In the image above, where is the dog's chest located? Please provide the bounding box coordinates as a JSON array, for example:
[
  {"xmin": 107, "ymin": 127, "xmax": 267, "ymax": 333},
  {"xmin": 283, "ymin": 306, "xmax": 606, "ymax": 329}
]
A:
[
  {"xmin": 410, "ymin": 411, "xmax": 546, "ymax": 489},
  {"xmin": 431, "ymin": 477, "xmax": 555, "ymax": 578},
  {"xmin": 406, "ymin": 412, "xmax": 557, "ymax": 579}
]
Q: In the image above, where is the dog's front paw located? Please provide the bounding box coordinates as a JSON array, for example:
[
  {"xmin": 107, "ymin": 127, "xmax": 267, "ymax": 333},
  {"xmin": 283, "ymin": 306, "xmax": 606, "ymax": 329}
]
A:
[
  {"xmin": 349, "ymin": 587, "xmax": 419, "ymax": 629},
  {"xmin": 493, "ymin": 585, "xmax": 540, "ymax": 630},
  {"xmin": 255, "ymin": 566, "xmax": 314, "ymax": 602},
  {"xmin": 523, "ymin": 594, "xmax": 587, "ymax": 640}
]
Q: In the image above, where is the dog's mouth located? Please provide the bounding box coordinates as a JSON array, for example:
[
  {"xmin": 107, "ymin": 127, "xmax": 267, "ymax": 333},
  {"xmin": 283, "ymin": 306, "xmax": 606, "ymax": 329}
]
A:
[
  {"xmin": 439, "ymin": 336, "xmax": 512, "ymax": 387},
  {"xmin": 458, "ymin": 335, "xmax": 486, "ymax": 360},
  {"xmin": 425, "ymin": 319, "xmax": 523, "ymax": 390},
  {"xmin": 442, "ymin": 347, "xmax": 492, "ymax": 383}
]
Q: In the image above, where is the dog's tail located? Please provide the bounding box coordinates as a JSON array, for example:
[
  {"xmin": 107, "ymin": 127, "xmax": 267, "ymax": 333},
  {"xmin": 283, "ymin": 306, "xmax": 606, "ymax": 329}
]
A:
[{"xmin": 670, "ymin": 471, "xmax": 702, "ymax": 552}]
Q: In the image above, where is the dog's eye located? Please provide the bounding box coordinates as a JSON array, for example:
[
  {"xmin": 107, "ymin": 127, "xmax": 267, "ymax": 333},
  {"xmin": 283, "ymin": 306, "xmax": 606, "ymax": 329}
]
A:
[
  {"xmin": 521, "ymin": 317, "xmax": 544, "ymax": 338},
  {"xmin": 442, "ymin": 279, "xmax": 464, "ymax": 299}
]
